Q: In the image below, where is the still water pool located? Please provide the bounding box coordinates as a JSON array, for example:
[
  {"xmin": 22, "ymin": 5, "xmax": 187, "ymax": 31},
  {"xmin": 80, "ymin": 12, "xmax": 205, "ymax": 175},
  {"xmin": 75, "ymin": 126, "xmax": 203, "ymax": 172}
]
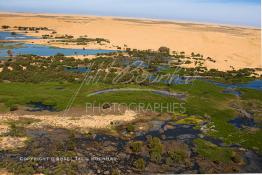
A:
[
  {"xmin": 0, "ymin": 31, "xmax": 37, "ymax": 40},
  {"xmin": 0, "ymin": 43, "xmax": 116, "ymax": 57},
  {"xmin": 0, "ymin": 31, "xmax": 116, "ymax": 58}
]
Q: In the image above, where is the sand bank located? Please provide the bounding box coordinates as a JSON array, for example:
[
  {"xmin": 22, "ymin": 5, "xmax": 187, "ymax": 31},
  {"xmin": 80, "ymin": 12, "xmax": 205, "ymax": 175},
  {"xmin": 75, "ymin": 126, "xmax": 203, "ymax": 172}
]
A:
[{"xmin": 0, "ymin": 110, "xmax": 137, "ymax": 130}]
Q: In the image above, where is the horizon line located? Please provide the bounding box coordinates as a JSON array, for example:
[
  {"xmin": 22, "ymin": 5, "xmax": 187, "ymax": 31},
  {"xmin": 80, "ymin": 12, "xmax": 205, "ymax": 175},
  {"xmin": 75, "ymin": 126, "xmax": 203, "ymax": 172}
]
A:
[{"xmin": 0, "ymin": 11, "xmax": 261, "ymax": 30}]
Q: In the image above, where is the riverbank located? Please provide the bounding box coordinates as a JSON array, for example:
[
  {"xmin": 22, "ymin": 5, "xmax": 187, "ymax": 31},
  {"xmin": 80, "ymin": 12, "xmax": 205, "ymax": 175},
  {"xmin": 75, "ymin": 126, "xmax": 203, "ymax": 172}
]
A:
[{"xmin": 0, "ymin": 12, "xmax": 261, "ymax": 71}]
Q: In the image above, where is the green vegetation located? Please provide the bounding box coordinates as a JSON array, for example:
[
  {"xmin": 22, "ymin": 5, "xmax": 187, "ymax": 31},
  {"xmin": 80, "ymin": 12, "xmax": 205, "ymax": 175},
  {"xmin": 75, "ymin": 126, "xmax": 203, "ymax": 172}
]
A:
[
  {"xmin": 126, "ymin": 124, "xmax": 135, "ymax": 132},
  {"xmin": 0, "ymin": 82, "xmax": 78, "ymax": 111},
  {"xmin": 133, "ymin": 158, "xmax": 145, "ymax": 170},
  {"xmin": 158, "ymin": 46, "xmax": 170, "ymax": 54},
  {"xmin": 171, "ymin": 80, "xmax": 262, "ymax": 152},
  {"xmin": 86, "ymin": 91, "xmax": 182, "ymax": 113},
  {"xmin": 0, "ymin": 43, "xmax": 24, "ymax": 50},
  {"xmin": 0, "ymin": 82, "xmax": 182, "ymax": 112},
  {"xmin": 234, "ymin": 89, "xmax": 262, "ymax": 125},
  {"xmin": 0, "ymin": 50, "xmax": 260, "ymax": 151},
  {"xmin": 15, "ymin": 26, "xmax": 49, "ymax": 31},
  {"xmin": 240, "ymin": 88, "xmax": 262, "ymax": 101},
  {"xmin": 53, "ymin": 163, "xmax": 78, "ymax": 175},
  {"xmin": 148, "ymin": 137, "xmax": 163, "ymax": 162},
  {"xmin": 0, "ymin": 55, "xmax": 85, "ymax": 82},
  {"xmin": 0, "ymin": 47, "xmax": 258, "ymax": 84},
  {"xmin": 43, "ymin": 35, "xmax": 110, "ymax": 45},
  {"xmin": 111, "ymin": 169, "xmax": 121, "ymax": 175},
  {"xmin": 164, "ymin": 141, "xmax": 189, "ymax": 165},
  {"xmin": 8, "ymin": 122, "xmax": 25, "ymax": 137},
  {"xmin": 0, "ymin": 44, "xmax": 261, "ymax": 174},
  {"xmin": 9, "ymin": 104, "xmax": 18, "ymax": 111},
  {"xmin": 176, "ymin": 115, "xmax": 205, "ymax": 125},
  {"xmin": 0, "ymin": 55, "xmax": 260, "ymax": 151},
  {"xmin": 129, "ymin": 141, "xmax": 143, "ymax": 153},
  {"xmin": 166, "ymin": 148, "xmax": 188, "ymax": 164},
  {"xmin": 4, "ymin": 118, "xmax": 40, "ymax": 137},
  {"xmin": 194, "ymin": 138, "xmax": 234, "ymax": 163},
  {"xmin": 202, "ymin": 68, "xmax": 259, "ymax": 83}
]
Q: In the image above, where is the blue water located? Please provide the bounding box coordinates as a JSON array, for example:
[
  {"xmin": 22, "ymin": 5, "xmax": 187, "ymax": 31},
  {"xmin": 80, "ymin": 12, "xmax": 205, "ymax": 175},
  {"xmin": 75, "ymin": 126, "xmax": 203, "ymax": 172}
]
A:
[
  {"xmin": 0, "ymin": 43, "xmax": 116, "ymax": 57},
  {"xmin": 212, "ymin": 80, "xmax": 262, "ymax": 91},
  {"xmin": 156, "ymin": 65, "xmax": 170, "ymax": 72},
  {"xmin": 229, "ymin": 117, "xmax": 259, "ymax": 129},
  {"xmin": 27, "ymin": 102, "xmax": 57, "ymax": 112},
  {"xmin": 131, "ymin": 60, "xmax": 149, "ymax": 68},
  {"xmin": 0, "ymin": 31, "xmax": 117, "ymax": 57},
  {"xmin": 0, "ymin": 31, "xmax": 37, "ymax": 40},
  {"xmin": 64, "ymin": 67, "xmax": 91, "ymax": 73}
]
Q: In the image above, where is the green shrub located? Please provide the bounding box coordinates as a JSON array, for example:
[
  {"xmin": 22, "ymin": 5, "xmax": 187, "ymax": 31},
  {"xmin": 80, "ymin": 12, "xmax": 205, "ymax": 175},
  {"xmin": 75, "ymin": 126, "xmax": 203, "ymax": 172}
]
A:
[
  {"xmin": 130, "ymin": 141, "xmax": 143, "ymax": 153},
  {"xmin": 8, "ymin": 123, "xmax": 24, "ymax": 137},
  {"xmin": 150, "ymin": 151, "xmax": 162, "ymax": 162},
  {"xmin": 1, "ymin": 25, "xmax": 10, "ymax": 29},
  {"xmin": 133, "ymin": 158, "xmax": 145, "ymax": 170},
  {"xmin": 6, "ymin": 118, "xmax": 40, "ymax": 137},
  {"xmin": 65, "ymin": 133, "xmax": 76, "ymax": 151},
  {"xmin": 165, "ymin": 157, "xmax": 173, "ymax": 165},
  {"xmin": 126, "ymin": 124, "xmax": 135, "ymax": 132},
  {"xmin": 158, "ymin": 46, "xmax": 170, "ymax": 54},
  {"xmin": 148, "ymin": 137, "xmax": 163, "ymax": 162},
  {"xmin": 148, "ymin": 137, "xmax": 163, "ymax": 152},
  {"xmin": 168, "ymin": 150, "xmax": 187, "ymax": 163},
  {"xmin": 194, "ymin": 139, "xmax": 234, "ymax": 163},
  {"xmin": 230, "ymin": 151, "xmax": 243, "ymax": 164},
  {"xmin": 9, "ymin": 105, "xmax": 18, "ymax": 111},
  {"xmin": 111, "ymin": 168, "xmax": 120, "ymax": 175}
]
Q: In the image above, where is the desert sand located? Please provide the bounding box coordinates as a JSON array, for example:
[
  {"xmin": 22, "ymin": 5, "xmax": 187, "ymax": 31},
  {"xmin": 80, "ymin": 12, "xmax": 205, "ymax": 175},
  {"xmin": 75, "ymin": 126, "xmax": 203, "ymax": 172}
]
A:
[
  {"xmin": 0, "ymin": 12, "xmax": 261, "ymax": 70},
  {"xmin": 0, "ymin": 136, "xmax": 28, "ymax": 150},
  {"xmin": 0, "ymin": 110, "xmax": 137, "ymax": 130}
]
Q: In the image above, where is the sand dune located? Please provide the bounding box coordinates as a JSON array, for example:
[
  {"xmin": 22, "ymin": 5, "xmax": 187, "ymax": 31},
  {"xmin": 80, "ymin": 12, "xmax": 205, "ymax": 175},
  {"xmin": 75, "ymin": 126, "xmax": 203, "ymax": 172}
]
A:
[{"xmin": 0, "ymin": 12, "xmax": 261, "ymax": 70}]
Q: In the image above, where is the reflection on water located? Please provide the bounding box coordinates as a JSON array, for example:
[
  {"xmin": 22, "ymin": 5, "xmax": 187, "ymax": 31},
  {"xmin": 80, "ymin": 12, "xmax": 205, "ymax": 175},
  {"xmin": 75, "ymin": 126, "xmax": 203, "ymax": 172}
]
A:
[
  {"xmin": 0, "ymin": 31, "xmax": 37, "ymax": 40},
  {"xmin": 26, "ymin": 102, "xmax": 57, "ymax": 112},
  {"xmin": 229, "ymin": 117, "xmax": 259, "ymax": 129},
  {"xmin": 64, "ymin": 67, "xmax": 91, "ymax": 73},
  {"xmin": 211, "ymin": 80, "xmax": 262, "ymax": 91},
  {"xmin": 0, "ymin": 31, "xmax": 116, "ymax": 57},
  {"xmin": 203, "ymin": 79, "xmax": 262, "ymax": 96},
  {"xmin": 0, "ymin": 43, "xmax": 116, "ymax": 57}
]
